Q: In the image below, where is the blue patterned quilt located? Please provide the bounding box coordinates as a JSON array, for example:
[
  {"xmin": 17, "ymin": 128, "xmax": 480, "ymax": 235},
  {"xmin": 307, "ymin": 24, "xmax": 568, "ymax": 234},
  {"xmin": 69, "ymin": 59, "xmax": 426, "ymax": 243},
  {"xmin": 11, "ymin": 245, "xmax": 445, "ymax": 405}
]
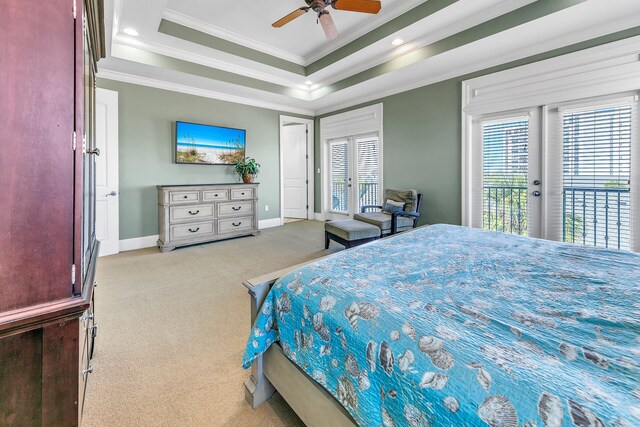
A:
[{"xmin": 243, "ymin": 224, "xmax": 640, "ymax": 427}]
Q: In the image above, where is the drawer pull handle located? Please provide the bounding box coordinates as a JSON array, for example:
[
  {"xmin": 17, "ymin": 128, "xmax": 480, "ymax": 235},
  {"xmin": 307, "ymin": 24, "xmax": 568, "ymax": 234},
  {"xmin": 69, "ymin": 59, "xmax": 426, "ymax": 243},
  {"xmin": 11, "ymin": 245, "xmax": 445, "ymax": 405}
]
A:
[
  {"xmin": 241, "ymin": 192, "xmax": 245, "ymax": 195},
  {"xmin": 232, "ymin": 206, "xmax": 241, "ymax": 211},
  {"xmin": 183, "ymin": 195, "xmax": 188, "ymax": 199},
  {"xmin": 188, "ymin": 227, "xmax": 200, "ymax": 233},
  {"xmin": 188, "ymin": 210, "xmax": 200, "ymax": 215},
  {"xmin": 232, "ymin": 222, "xmax": 242, "ymax": 227}
]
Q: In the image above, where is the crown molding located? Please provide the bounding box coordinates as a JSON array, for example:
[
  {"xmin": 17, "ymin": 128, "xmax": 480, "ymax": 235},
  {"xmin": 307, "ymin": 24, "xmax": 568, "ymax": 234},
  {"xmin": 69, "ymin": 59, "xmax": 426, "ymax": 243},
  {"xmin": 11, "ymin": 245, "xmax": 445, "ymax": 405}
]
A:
[
  {"xmin": 162, "ymin": 8, "xmax": 308, "ymax": 66},
  {"xmin": 97, "ymin": 69, "xmax": 315, "ymax": 116},
  {"xmin": 307, "ymin": 0, "xmax": 535, "ymax": 87},
  {"xmin": 112, "ymin": 35, "xmax": 305, "ymax": 90},
  {"xmin": 314, "ymin": 21, "xmax": 640, "ymax": 116}
]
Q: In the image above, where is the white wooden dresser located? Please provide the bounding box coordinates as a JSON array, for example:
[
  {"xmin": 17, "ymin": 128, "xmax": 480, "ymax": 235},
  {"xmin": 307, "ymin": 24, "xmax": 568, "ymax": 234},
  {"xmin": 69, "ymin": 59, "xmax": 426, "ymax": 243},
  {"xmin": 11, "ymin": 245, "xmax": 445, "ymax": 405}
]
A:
[{"xmin": 157, "ymin": 183, "xmax": 259, "ymax": 252}]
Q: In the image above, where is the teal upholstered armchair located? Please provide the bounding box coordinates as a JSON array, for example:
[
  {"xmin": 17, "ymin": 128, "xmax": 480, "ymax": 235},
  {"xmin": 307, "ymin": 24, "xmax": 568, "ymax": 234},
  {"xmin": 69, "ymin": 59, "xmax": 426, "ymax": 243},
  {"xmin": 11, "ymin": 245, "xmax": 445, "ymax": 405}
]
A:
[{"xmin": 354, "ymin": 189, "xmax": 422, "ymax": 236}]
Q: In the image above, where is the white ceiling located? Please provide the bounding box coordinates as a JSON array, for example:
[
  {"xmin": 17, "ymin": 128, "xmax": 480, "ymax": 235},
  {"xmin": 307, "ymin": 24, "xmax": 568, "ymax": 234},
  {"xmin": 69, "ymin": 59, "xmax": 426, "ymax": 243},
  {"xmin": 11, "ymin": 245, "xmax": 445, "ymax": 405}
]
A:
[
  {"xmin": 100, "ymin": 0, "xmax": 640, "ymax": 116},
  {"xmin": 165, "ymin": 0, "xmax": 413, "ymax": 60}
]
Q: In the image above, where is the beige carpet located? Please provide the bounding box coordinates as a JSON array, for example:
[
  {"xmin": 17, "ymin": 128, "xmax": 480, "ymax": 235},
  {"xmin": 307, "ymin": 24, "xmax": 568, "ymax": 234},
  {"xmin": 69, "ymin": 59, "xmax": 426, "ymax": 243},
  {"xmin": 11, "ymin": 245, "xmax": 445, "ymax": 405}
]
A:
[{"xmin": 83, "ymin": 220, "xmax": 339, "ymax": 427}]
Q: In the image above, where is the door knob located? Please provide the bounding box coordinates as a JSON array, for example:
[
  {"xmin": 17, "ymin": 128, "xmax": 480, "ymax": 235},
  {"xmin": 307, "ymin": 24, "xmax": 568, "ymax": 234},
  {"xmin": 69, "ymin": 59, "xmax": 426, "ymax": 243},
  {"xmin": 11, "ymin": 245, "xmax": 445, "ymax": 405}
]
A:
[{"xmin": 106, "ymin": 191, "xmax": 117, "ymax": 197}]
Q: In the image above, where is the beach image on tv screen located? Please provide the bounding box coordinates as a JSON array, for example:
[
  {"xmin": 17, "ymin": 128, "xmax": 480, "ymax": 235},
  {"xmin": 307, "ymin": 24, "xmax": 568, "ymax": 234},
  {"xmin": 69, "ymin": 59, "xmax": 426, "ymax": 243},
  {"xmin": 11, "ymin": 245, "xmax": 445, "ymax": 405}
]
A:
[{"xmin": 176, "ymin": 122, "xmax": 246, "ymax": 165}]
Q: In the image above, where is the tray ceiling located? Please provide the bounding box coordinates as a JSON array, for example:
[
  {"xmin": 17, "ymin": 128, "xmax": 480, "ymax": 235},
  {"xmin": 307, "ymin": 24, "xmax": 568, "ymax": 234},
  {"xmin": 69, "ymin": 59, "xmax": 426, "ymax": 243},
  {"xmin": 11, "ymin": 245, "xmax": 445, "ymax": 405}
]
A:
[
  {"xmin": 165, "ymin": 0, "xmax": 412, "ymax": 61},
  {"xmin": 100, "ymin": 0, "xmax": 640, "ymax": 115}
]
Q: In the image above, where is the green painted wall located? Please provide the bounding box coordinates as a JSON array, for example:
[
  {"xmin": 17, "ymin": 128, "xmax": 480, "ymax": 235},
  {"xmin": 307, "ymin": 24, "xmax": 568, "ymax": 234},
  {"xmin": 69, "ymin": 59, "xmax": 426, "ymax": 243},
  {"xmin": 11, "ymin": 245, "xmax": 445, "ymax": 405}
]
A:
[
  {"xmin": 97, "ymin": 79, "xmax": 310, "ymax": 240},
  {"xmin": 314, "ymin": 28, "xmax": 640, "ymax": 227},
  {"xmin": 314, "ymin": 81, "xmax": 462, "ymax": 225}
]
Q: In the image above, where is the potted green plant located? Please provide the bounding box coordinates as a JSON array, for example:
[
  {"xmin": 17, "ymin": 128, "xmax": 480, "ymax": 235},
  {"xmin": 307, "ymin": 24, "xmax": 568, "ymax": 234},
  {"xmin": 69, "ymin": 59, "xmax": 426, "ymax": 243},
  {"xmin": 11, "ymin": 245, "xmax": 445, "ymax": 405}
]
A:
[{"xmin": 234, "ymin": 157, "xmax": 261, "ymax": 183}]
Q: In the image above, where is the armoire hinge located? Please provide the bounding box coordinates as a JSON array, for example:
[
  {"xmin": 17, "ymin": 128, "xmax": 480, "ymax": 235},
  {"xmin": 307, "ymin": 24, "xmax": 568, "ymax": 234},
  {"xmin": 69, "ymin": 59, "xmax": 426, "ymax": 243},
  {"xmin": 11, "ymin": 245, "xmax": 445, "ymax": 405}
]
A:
[
  {"xmin": 71, "ymin": 264, "xmax": 76, "ymax": 285},
  {"xmin": 73, "ymin": 0, "xmax": 77, "ymax": 19},
  {"xmin": 72, "ymin": 131, "xmax": 77, "ymax": 151}
]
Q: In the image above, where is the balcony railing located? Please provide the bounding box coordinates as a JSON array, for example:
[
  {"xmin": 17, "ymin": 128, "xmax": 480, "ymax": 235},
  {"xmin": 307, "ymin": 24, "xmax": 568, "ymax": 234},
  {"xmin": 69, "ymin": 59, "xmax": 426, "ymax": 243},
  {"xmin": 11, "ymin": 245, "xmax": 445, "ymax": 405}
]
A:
[
  {"xmin": 483, "ymin": 185, "xmax": 631, "ymax": 250},
  {"xmin": 483, "ymin": 186, "xmax": 528, "ymax": 235},
  {"xmin": 331, "ymin": 182, "xmax": 379, "ymax": 212},
  {"xmin": 563, "ymin": 187, "xmax": 630, "ymax": 250}
]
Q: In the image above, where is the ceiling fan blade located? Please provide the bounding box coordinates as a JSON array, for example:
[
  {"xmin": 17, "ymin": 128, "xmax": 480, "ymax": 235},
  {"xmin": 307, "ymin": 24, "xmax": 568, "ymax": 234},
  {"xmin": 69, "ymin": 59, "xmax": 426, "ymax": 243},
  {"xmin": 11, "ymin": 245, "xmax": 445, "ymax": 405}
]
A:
[
  {"xmin": 332, "ymin": 0, "xmax": 382, "ymax": 14},
  {"xmin": 319, "ymin": 12, "xmax": 338, "ymax": 40},
  {"xmin": 272, "ymin": 8, "xmax": 308, "ymax": 28}
]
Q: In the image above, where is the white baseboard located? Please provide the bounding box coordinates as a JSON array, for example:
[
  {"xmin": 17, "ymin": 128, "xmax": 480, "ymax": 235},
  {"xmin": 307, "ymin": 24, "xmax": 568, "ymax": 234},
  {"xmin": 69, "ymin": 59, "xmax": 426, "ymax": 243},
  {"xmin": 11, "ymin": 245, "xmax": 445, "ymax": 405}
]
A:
[
  {"xmin": 314, "ymin": 213, "xmax": 325, "ymax": 221},
  {"xmin": 119, "ymin": 234, "xmax": 159, "ymax": 252},
  {"xmin": 259, "ymin": 218, "xmax": 283, "ymax": 229},
  {"xmin": 119, "ymin": 219, "xmax": 283, "ymax": 252}
]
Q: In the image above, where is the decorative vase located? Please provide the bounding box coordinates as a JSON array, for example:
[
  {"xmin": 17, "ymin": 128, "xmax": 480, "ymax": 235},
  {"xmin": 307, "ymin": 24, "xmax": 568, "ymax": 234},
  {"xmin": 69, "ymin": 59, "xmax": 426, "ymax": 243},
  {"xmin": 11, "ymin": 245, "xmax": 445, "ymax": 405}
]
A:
[{"xmin": 242, "ymin": 173, "xmax": 255, "ymax": 183}]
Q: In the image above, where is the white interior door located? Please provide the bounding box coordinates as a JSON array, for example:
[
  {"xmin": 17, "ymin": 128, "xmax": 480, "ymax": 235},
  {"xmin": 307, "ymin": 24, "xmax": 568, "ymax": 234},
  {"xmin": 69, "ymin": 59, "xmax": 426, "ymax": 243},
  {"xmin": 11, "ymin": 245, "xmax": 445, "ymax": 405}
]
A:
[
  {"xmin": 95, "ymin": 88, "xmax": 119, "ymax": 256},
  {"xmin": 282, "ymin": 125, "xmax": 308, "ymax": 219}
]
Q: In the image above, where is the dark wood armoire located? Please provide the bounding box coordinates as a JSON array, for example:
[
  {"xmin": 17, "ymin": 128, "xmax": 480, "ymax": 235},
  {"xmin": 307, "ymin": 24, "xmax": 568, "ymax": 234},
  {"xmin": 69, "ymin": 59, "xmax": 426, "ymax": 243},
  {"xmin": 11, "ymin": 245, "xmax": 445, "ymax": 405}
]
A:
[{"xmin": 0, "ymin": 0, "xmax": 105, "ymax": 424}]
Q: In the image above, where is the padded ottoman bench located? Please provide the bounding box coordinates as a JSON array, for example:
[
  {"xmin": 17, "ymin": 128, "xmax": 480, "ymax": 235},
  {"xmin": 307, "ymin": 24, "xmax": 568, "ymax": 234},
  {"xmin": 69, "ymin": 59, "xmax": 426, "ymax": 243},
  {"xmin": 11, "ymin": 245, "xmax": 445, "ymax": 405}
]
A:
[{"xmin": 324, "ymin": 219, "xmax": 381, "ymax": 249}]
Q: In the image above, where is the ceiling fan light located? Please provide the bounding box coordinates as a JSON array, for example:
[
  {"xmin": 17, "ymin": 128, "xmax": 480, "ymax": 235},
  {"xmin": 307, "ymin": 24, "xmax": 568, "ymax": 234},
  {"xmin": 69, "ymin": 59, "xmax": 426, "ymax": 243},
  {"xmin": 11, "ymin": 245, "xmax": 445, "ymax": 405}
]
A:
[
  {"xmin": 123, "ymin": 27, "xmax": 139, "ymax": 37},
  {"xmin": 392, "ymin": 38, "xmax": 404, "ymax": 46}
]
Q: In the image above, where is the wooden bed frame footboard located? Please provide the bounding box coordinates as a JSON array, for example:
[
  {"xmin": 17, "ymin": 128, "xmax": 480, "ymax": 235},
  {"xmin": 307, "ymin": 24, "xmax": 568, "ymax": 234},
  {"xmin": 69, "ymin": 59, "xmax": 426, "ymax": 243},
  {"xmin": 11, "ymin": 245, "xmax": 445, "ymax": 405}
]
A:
[{"xmin": 243, "ymin": 263, "xmax": 357, "ymax": 427}]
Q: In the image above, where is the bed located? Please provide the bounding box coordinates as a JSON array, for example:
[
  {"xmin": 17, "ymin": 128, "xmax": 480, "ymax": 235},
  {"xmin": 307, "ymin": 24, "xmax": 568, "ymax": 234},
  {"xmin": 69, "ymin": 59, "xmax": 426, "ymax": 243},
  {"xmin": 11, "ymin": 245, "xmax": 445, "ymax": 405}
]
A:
[{"xmin": 242, "ymin": 224, "xmax": 639, "ymax": 427}]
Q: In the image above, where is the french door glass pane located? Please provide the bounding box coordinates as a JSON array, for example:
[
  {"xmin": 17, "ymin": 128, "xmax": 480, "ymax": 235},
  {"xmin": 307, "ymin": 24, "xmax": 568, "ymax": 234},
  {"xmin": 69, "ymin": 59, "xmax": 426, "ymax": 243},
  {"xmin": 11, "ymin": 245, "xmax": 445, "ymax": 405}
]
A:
[
  {"xmin": 562, "ymin": 105, "xmax": 632, "ymax": 250},
  {"xmin": 482, "ymin": 118, "xmax": 529, "ymax": 235},
  {"xmin": 356, "ymin": 136, "xmax": 379, "ymax": 211},
  {"xmin": 330, "ymin": 141, "xmax": 349, "ymax": 213}
]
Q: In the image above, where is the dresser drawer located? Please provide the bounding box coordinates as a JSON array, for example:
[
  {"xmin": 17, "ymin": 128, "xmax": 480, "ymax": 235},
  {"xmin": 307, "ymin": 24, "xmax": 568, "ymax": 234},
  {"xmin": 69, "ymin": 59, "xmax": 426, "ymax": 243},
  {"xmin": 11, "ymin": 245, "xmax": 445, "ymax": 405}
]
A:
[
  {"xmin": 231, "ymin": 188, "xmax": 254, "ymax": 200},
  {"xmin": 170, "ymin": 191, "xmax": 200, "ymax": 204},
  {"xmin": 203, "ymin": 189, "xmax": 229, "ymax": 202},
  {"xmin": 218, "ymin": 216, "xmax": 253, "ymax": 234},
  {"xmin": 218, "ymin": 201, "xmax": 253, "ymax": 217},
  {"xmin": 170, "ymin": 221, "xmax": 214, "ymax": 240},
  {"xmin": 170, "ymin": 205, "xmax": 215, "ymax": 222}
]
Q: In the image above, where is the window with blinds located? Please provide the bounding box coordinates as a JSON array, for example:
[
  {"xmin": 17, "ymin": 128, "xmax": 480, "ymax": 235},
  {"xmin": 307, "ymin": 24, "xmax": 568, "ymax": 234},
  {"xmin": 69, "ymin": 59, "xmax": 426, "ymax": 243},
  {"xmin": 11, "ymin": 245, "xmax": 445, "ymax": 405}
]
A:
[
  {"xmin": 356, "ymin": 136, "xmax": 380, "ymax": 211},
  {"xmin": 562, "ymin": 104, "xmax": 632, "ymax": 250},
  {"xmin": 482, "ymin": 118, "xmax": 529, "ymax": 235},
  {"xmin": 330, "ymin": 140, "xmax": 349, "ymax": 213}
]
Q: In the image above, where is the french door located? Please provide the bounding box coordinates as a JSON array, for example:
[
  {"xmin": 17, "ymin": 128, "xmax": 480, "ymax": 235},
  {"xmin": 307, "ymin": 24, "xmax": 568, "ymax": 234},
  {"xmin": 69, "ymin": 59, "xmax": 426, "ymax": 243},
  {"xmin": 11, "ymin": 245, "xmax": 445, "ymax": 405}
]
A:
[
  {"xmin": 328, "ymin": 133, "xmax": 382, "ymax": 217},
  {"xmin": 474, "ymin": 109, "xmax": 542, "ymax": 238},
  {"xmin": 471, "ymin": 95, "xmax": 638, "ymax": 251}
]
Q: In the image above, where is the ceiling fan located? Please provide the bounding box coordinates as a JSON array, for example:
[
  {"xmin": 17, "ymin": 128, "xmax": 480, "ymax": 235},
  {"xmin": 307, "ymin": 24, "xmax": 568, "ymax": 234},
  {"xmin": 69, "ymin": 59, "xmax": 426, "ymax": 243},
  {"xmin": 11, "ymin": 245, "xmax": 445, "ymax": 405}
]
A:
[{"xmin": 272, "ymin": 0, "xmax": 382, "ymax": 40}]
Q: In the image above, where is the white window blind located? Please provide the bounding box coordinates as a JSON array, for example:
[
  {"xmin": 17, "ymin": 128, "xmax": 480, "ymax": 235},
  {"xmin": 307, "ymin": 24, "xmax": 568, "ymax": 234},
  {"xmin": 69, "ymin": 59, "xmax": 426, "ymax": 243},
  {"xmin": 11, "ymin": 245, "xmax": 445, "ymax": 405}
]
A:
[
  {"xmin": 329, "ymin": 140, "xmax": 349, "ymax": 213},
  {"xmin": 482, "ymin": 118, "xmax": 530, "ymax": 235},
  {"xmin": 561, "ymin": 103, "xmax": 633, "ymax": 250},
  {"xmin": 356, "ymin": 135, "xmax": 380, "ymax": 211}
]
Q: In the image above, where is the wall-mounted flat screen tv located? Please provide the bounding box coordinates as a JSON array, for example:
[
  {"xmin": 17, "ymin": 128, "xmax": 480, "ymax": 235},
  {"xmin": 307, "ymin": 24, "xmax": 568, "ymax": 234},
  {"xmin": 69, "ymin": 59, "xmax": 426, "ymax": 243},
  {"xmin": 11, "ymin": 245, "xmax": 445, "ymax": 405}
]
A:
[{"xmin": 175, "ymin": 121, "xmax": 246, "ymax": 165}]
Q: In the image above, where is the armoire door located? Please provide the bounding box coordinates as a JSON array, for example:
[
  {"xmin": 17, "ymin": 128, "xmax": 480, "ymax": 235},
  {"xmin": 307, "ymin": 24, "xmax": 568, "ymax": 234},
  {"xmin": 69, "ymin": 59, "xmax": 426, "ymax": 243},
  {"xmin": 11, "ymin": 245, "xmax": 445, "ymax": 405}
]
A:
[{"xmin": 0, "ymin": 0, "xmax": 76, "ymax": 311}]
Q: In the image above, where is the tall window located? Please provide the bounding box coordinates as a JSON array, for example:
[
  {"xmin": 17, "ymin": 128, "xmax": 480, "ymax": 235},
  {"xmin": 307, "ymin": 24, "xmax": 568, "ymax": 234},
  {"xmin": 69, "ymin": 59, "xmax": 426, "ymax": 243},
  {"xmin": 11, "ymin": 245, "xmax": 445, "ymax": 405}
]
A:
[
  {"xmin": 482, "ymin": 118, "xmax": 530, "ymax": 235},
  {"xmin": 562, "ymin": 104, "xmax": 632, "ymax": 250}
]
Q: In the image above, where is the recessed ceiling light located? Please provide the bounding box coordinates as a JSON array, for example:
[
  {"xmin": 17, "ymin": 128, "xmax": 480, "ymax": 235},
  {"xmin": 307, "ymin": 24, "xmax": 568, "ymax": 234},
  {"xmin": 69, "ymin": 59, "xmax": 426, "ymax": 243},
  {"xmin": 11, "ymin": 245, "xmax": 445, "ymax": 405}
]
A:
[
  {"xmin": 123, "ymin": 27, "xmax": 139, "ymax": 37},
  {"xmin": 305, "ymin": 80, "xmax": 314, "ymax": 86},
  {"xmin": 392, "ymin": 38, "xmax": 404, "ymax": 46}
]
